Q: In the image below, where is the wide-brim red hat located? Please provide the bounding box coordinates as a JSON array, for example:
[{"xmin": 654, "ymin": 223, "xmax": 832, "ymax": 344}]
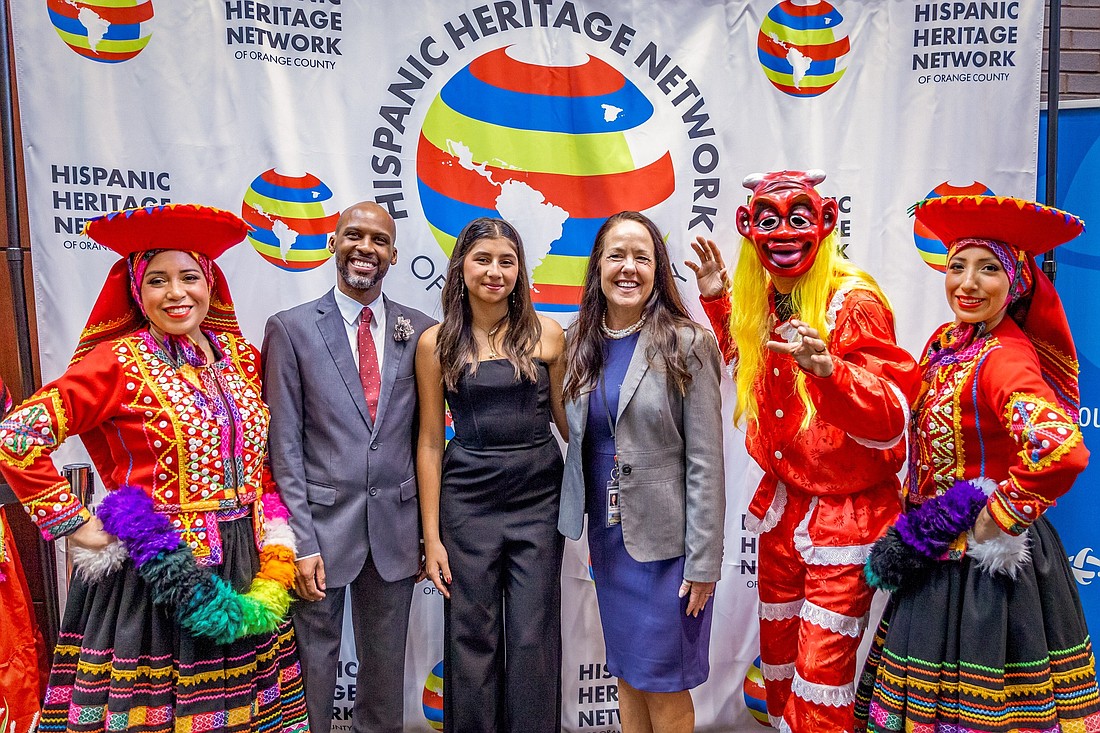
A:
[
  {"xmin": 82, "ymin": 203, "xmax": 250, "ymax": 259},
  {"xmin": 914, "ymin": 194, "xmax": 1085, "ymax": 420},
  {"xmin": 70, "ymin": 204, "xmax": 248, "ymax": 365},
  {"xmin": 913, "ymin": 195, "xmax": 1084, "ymax": 260}
]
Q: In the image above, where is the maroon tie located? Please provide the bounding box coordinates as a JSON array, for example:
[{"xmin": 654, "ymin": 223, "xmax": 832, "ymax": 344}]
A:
[{"xmin": 358, "ymin": 307, "xmax": 380, "ymax": 421}]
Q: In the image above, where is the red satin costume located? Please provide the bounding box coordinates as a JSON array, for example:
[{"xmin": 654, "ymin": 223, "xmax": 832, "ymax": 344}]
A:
[{"xmin": 704, "ymin": 171, "xmax": 919, "ymax": 732}]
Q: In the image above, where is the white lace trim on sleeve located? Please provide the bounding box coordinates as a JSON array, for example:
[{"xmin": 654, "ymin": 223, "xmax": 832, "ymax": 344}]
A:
[
  {"xmin": 745, "ymin": 481, "xmax": 787, "ymax": 535},
  {"xmin": 847, "ymin": 380, "xmax": 909, "ymax": 450}
]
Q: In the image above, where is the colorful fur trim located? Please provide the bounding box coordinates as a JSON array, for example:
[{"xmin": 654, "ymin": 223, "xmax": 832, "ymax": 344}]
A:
[
  {"xmin": 864, "ymin": 479, "xmax": 987, "ymax": 592},
  {"xmin": 91, "ymin": 486, "xmax": 296, "ymax": 643}
]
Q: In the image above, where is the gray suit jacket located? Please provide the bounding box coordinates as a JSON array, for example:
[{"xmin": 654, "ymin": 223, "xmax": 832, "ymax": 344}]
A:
[
  {"xmin": 558, "ymin": 323, "xmax": 726, "ymax": 582},
  {"xmin": 263, "ymin": 289, "xmax": 436, "ymax": 586}
]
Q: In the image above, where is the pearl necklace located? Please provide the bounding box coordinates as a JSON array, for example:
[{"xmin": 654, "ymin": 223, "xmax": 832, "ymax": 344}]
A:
[{"xmin": 601, "ymin": 312, "xmax": 646, "ymax": 339}]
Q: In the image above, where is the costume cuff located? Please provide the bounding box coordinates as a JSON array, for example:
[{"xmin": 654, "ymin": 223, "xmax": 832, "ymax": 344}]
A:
[
  {"xmin": 27, "ymin": 489, "xmax": 92, "ymax": 541},
  {"xmin": 987, "ymin": 479, "xmax": 1048, "ymax": 536}
]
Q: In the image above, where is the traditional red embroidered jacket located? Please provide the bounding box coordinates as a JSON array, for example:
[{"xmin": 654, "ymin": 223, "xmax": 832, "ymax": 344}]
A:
[
  {"xmin": 702, "ymin": 286, "xmax": 920, "ymax": 558},
  {"xmin": 912, "ymin": 318, "xmax": 1088, "ymax": 535},
  {"xmin": 0, "ymin": 329, "xmax": 269, "ymax": 564}
]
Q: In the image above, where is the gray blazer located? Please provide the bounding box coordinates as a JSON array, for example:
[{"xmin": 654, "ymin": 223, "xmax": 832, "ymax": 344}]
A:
[
  {"xmin": 262, "ymin": 290, "xmax": 436, "ymax": 586},
  {"xmin": 558, "ymin": 323, "xmax": 726, "ymax": 582}
]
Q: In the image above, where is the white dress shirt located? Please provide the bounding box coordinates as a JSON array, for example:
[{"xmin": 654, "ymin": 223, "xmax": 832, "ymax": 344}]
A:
[{"xmin": 333, "ymin": 286, "xmax": 386, "ymax": 374}]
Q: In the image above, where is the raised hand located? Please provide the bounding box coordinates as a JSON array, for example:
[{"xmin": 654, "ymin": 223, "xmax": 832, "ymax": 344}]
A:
[{"xmin": 685, "ymin": 236, "xmax": 729, "ymax": 300}]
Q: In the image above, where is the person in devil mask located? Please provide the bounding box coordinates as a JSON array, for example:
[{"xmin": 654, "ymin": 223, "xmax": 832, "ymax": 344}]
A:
[{"xmin": 687, "ymin": 170, "xmax": 919, "ymax": 733}]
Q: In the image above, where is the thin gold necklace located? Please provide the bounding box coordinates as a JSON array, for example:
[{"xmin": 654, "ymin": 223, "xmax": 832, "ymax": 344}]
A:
[{"xmin": 477, "ymin": 319, "xmax": 506, "ymax": 359}]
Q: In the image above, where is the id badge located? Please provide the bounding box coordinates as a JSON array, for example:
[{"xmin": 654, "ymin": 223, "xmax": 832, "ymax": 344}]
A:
[{"xmin": 606, "ymin": 462, "xmax": 621, "ymax": 527}]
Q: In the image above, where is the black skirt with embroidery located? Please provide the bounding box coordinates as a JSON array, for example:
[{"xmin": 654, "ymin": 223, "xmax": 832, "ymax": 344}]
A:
[
  {"xmin": 37, "ymin": 516, "xmax": 310, "ymax": 733},
  {"xmin": 856, "ymin": 516, "xmax": 1100, "ymax": 732}
]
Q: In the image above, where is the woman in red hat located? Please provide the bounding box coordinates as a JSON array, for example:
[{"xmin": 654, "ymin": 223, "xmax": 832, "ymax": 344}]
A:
[
  {"xmin": 0, "ymin": 205, "xmax": 308, "ymax": 732},
  {"xmin": 856, "ymin": 196, "xmax": 1100, "ymax": 732}
]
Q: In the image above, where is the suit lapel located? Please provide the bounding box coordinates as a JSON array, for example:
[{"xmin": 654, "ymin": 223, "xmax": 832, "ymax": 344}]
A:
[
  {"xmin": 616, "ymin": 328, "xmax": 651, "ymax": 421},
  {"xmin": 373, "ymin": 296, "xmax": 406, "ymax": 432},
  {"xmin": 317, "ymin": 289, "xmax": 372, "ymax": 429}
]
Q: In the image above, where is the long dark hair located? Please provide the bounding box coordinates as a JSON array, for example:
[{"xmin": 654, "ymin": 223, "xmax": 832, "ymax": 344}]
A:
[
  {"xmin": 437, "ymin": 217, "xmax": 542, "ymax": 391},
  {"xmin": 564, "ymin": 211, "xmax": 699, "ymax": 402}
]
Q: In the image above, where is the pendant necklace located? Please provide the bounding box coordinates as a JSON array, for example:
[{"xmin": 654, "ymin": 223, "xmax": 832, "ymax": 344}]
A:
[{"xmin": 479, "ymin": 319, "xmax": 506, "ymax": 359}]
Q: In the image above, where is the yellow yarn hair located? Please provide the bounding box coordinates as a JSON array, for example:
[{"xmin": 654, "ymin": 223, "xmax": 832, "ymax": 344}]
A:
[{"xmin": 729, "ymin": 231, "xmax": 887, "ymax": 430}]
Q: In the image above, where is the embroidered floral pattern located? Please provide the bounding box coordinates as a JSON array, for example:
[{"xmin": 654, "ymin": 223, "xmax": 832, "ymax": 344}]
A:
[
  {"xmin": 0, "ymin": 390, "xmax": 65, "ymax": 466},
  {"xmin": 1005, "ymin": 392, "xmax": 1081, "ymax": 472}
]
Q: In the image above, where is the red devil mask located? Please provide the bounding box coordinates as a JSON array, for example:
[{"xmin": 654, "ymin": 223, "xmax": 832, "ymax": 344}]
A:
[{"xmin": 735, "ymin": 170, "xmax": 838, "ymax": 280}]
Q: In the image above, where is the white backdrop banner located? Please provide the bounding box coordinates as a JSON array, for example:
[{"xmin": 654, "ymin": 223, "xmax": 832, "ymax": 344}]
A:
[{"xmin": 11, "ymin": 1, "xmax": 1042, "ymax": 730}]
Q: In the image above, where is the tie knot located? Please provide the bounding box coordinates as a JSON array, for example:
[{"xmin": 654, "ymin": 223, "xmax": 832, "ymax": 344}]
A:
[{"xmin": 361, "ymin": 307, "xmax": 373, "ymax": 325}]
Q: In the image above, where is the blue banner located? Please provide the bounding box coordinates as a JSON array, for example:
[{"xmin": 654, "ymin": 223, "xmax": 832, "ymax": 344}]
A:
[{"xmin": 1038, "ymin": 103, "xmax": 1100, "ymax": 634}]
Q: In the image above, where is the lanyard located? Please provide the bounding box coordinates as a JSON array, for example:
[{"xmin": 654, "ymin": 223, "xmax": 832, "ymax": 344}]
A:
[
  {"xmin": 599, "ymin": 371, "xmax": 616, "ymax": 445},
  {"xmin": 599, "ymin": 371, "xmax": 624, "ymax": 478}
]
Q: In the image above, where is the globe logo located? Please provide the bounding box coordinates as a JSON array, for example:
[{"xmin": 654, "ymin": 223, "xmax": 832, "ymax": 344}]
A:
[
  {"xmin": 422, "ymin": 660, "xmax": 444, "ymax": 731},
  {"xmin": 743, "ymin": 655, "xmax": 770, "ymax": 726},
  {"xmin": 913, "ymin": 181, "xmax": 995, "ymax": 271},
  {"xmin": 416, "ymin": 45, "xmax": 675, "ymax": 314},
  {"xmin": 757, "ymin": 0, "xmax": 850, "ymax": 98},
  {"xmin": 47, "ymin": 0, "xmax": 154, "ymax": 63},
  {"xmin": 1069, "ymin": 548, "xmax": 1100, "ymax": 586},
  {"xmin": 242, "ymin": 169, "xmax": 340, "ymax": 272}
]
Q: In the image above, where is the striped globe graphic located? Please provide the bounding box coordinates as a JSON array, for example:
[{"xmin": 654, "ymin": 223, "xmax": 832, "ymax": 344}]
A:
[
  {"xmin": 914, "ymin": 181, "xmax": 995, "ymax": 271},
  {"xmin": 422, "ymin": 660, "xmax": 444, "ymax": 731},
  {"xmin": 743, "ymin": 656, "xmax": 770, "ymax": 725},
  {"xmin": 757, "ymin": 0, "xmax": 850, "ymax": 97},
  {"xmin": 47, "ymin": 0, "xmax": 154, "ymax": 63},
  {"xmin": 416, "ymin": 45, "xmax": 675, "ymax": 314},
  {"xmin": 242, "ymin": 169, "xmax": 340, "ymax": 272}
]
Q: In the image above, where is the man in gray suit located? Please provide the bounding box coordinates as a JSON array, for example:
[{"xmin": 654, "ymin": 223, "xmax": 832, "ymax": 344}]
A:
[{"xmin": 263, "ymin": 201, "xmax": 435, "ymax": 733}]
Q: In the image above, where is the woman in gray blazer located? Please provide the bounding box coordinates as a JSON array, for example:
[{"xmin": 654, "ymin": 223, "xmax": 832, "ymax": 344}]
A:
[{"xmin": 560, "ymin": 211, "xmax": 726, "ymax": 733}]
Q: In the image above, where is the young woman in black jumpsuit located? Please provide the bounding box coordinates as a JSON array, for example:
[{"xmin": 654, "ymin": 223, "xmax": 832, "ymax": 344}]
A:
[{"xmin": 416, "ymin": 218, "xmax": 568, "ymax": 733}]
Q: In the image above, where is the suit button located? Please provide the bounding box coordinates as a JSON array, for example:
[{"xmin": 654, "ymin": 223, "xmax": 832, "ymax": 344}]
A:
[
  {"xmin": 369, "ymin": 487, "xmax": 378, "ymax": 496},
  {"xmin": 370, "ymin": 443, "xmax": 379, "ymax": 450},
  {"xmin": 621, "ymin": 464, "xmax": 632, "ymax": 475}
]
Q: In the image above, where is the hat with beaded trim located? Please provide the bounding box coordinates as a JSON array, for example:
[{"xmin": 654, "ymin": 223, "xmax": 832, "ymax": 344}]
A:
[
  {"xmin": 913, "ymin": 195, "xmax": 1084, "ymax": 261},
  {"xmin": 82, "ymin": 203, "xmax": 250, "ymax": 260},
  {"xmin": 72, "ymin": 204, "xmax": 250, "ymax": 365},
  {"xmin": 913, "ymin": 194, "xmax": 1085, "ymax": 421}
]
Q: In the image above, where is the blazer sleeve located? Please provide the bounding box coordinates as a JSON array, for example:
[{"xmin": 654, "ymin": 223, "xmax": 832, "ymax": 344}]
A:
[
  {"xmin": 261, "ymin": 313, "xmax": 320, "ymax": 558},
  {"xmin": 682, "ymin": 328, "xmax": 726, "ymax": 582}
]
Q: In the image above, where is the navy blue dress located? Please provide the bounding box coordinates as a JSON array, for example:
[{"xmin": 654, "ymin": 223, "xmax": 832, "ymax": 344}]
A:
[{"xmin": 583, "ymin": 333, "xmax": 713, "ymax": 693}]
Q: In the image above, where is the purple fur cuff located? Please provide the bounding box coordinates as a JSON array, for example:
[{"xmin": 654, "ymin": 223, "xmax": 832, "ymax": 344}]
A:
[
  {"xmin": 98, "ymin": 486, "xmax": 183, "ymax": 566},
  {"xmin": 895, "ymin": 480, "xmax": 987, "ymax": 559}
]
